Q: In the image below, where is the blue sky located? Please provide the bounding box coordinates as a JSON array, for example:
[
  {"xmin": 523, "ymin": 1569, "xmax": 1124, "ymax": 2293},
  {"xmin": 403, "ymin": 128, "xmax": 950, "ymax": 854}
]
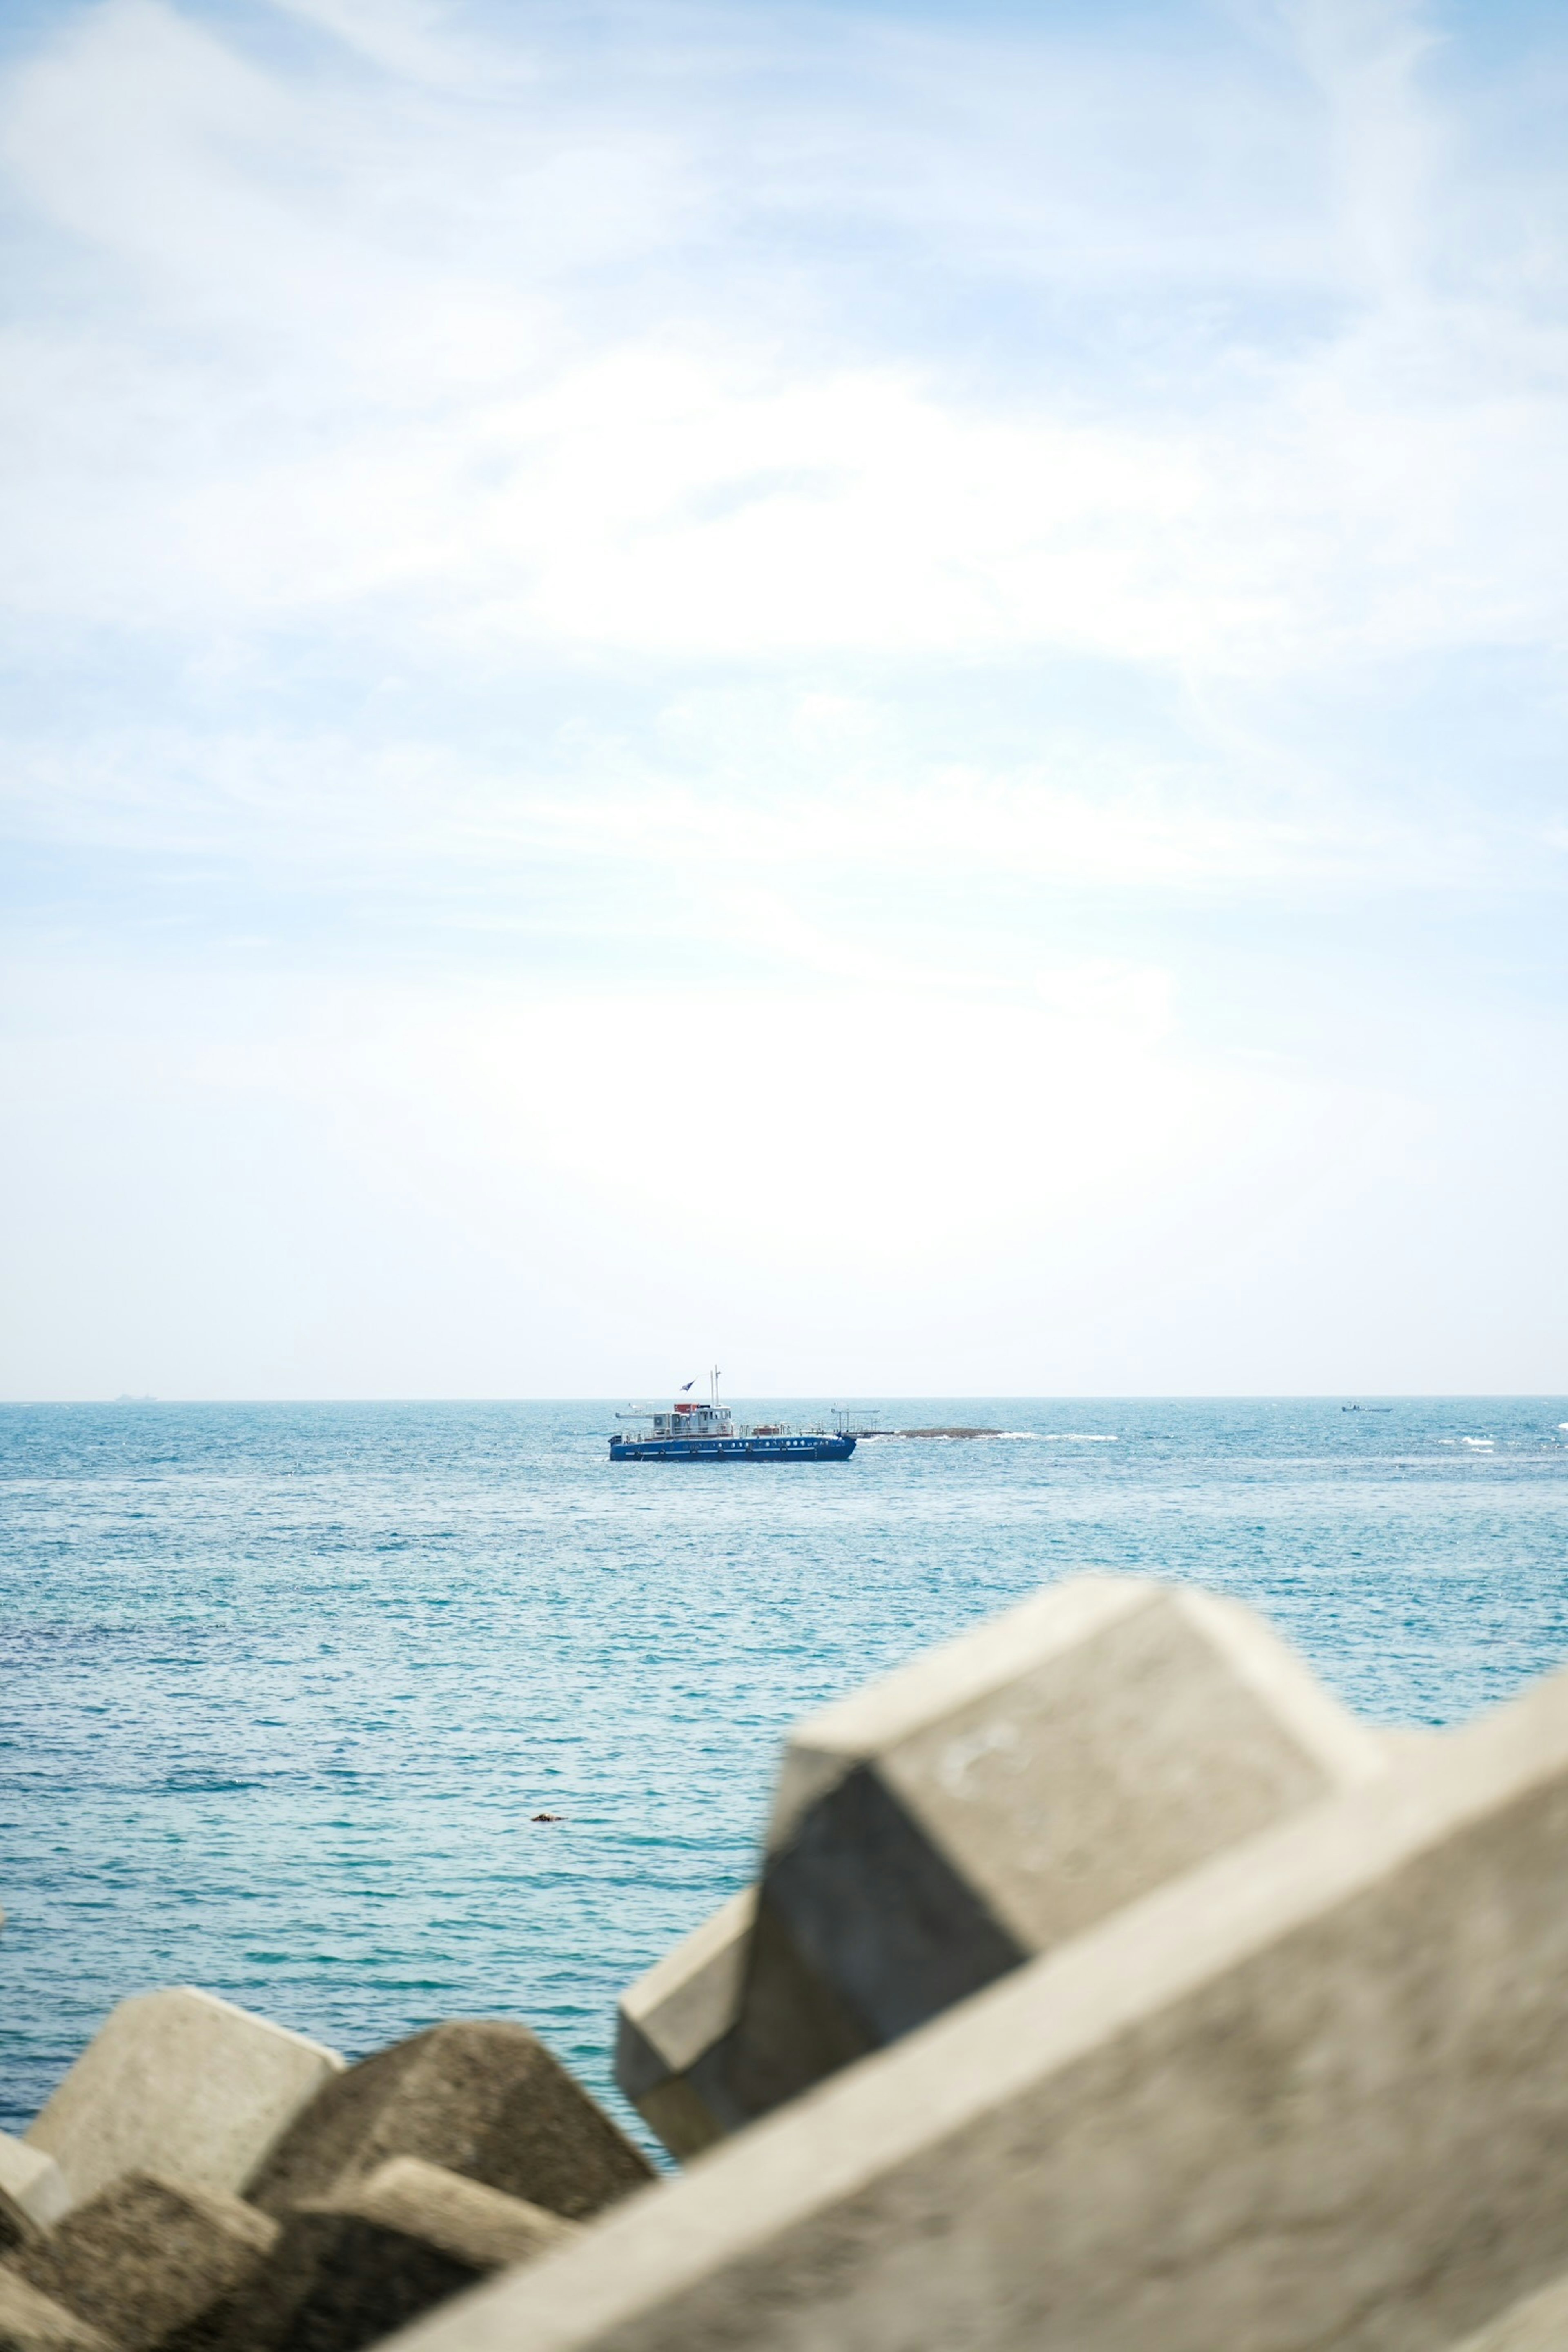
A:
[{"xmin": 2, "ymin": 0, "xmax": 1565, "ymax": 1397}]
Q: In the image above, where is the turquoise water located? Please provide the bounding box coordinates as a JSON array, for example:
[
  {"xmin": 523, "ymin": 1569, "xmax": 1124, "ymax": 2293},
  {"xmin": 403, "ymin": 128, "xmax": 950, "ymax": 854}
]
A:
[{"xmin": 2, "ymin": 1396, "xmax": 1566, "ymax": 2147}]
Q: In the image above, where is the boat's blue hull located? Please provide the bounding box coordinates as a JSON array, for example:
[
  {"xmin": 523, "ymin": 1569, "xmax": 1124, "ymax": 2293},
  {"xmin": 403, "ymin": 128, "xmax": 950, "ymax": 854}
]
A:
[{"xmin": 609, "ymin": 1434, "xmax": 856, "ymax": 1462}]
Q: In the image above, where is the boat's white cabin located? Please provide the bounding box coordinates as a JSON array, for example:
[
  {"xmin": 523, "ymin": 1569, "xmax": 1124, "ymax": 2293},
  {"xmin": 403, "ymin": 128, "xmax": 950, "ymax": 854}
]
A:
[{"xmin": 650, "ymin": 1401, "xmax": 734, "ymax": 1437}]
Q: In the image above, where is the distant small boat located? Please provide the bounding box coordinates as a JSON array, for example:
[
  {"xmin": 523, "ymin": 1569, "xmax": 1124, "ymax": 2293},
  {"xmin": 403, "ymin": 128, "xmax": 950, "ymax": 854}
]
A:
[{"xmin": 610, "ymin": 1371, "xmax": 855, "ymax": 1463}]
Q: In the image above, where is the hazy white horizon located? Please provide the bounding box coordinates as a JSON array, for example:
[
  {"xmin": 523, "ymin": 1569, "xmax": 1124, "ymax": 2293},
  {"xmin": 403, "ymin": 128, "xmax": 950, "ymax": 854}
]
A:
[{"xmin": 3, "ymin": 0, "xmax": 1566, "ymax": 1400}]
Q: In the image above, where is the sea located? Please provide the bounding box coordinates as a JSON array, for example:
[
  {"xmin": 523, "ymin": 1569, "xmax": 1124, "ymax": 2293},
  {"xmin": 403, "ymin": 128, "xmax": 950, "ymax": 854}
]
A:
[{"xmin": 2, "ymin": 1395, "xmax": 1566, "ymax": 2153}]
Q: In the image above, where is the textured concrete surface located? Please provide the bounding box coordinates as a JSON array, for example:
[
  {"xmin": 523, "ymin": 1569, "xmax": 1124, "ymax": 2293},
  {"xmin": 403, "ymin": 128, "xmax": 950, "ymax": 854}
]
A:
[
  {"xmin": 7, "ymin": 2172, "xmax": 277, "ymax": 2352},
  {"xmin": 247, "ymin": 2021, "xmax": 653, "ymax": 2223},
  {"xmin": 723, "ymin": 1576, "xmax": 1388, "ymax": 2121},
  {"xmin": 391, "ymin": 1655, "xmax": 1568, "ymax": 2352},
  {"xmin": 225, "ymin": 2157, "xmax": 578, "ymax": 2351},
  {"xmin": 0, "ymin": 2270, "xmax": 116, "ymax": 2352},
  {"xmin": 615, "ymin": 1890, "xmax": 755, "ymax": 2157},
  {"xmin": 1447, "ymin": 2272, "xmax": 1568, "ymax": 2351},
  {"xmin": 0, "ymin": 2192, "xmax": 34, "ymax": 2262},
  {"xmin": 0, "ymin": 2143, "xmax": 70, "ymax": 2236},
  {"xmin": 0, "ymin": 2189, "xmax": 44, "ymax": 2267},
  {"xmin": 25, "ymin": 1989, "xmax": 343, "ymax": 2207}
]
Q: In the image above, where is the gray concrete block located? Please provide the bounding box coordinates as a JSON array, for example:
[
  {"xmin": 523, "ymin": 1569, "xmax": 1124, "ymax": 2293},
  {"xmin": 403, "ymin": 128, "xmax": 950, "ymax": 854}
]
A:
[
  {"xmin": 1447, "ymin": 2272, "xmax": 1568, "ymax": 2350},
  {"xmin": 0, "ymin": 2142, "xmax": 71, "ymax": 2236},
  {"xmin": 0, "ymin": 2272, "xmax": 115, "ymax": 2352},
  {"xmin": 390, "ymin": 1648, "xmax": 1568, "ymax": 2352},
  {"xmin": 25, "ymin": 1990, "xmax": 343, "ymax": 2208},
  {"xmin": 615, "ymin": 1890, "xmax": 754, "ymax": 2158},
  {"xmin": 722, "ymin": 1576, "xmax": 1386, "ymax": 2121},
  {"xmin": 246, "ymin": 2020, "xmax": 654, "ymax": 2223},
  {"xmin": 618, "ymin": 1580, "xmax": 1389, "ymax": 2156},
  {"xmin": 221, "ymin": 2156, "xmax": 578, "ymax": 2350},
  {"xmin": 6, "ymin": 2172, "xmax": 277, "ymax": 2352}
]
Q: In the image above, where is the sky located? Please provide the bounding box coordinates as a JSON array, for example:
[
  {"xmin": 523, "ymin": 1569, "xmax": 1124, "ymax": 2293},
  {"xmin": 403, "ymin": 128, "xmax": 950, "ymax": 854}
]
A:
[{"xmin": 1, "ymin": 0, "xmax": 1566, "ymax": 1399}]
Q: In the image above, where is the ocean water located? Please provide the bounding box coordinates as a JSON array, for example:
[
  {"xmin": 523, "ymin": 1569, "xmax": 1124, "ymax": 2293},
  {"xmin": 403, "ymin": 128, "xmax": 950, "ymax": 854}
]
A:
[{"xmin": 2, "ymin": 1395, "xmax": 1566, "ymax": 2150}]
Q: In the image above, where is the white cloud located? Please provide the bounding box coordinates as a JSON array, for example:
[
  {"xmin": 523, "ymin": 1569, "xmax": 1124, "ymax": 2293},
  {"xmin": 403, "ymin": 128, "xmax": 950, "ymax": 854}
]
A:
[
  {"xmin": 266, "ymin": 0, "xmax": 508, "ymax": 89},
  {"xmin": 2, "ymin": 0, "xmax": 1566, "ymax": 683},
  {"xmin": 2, "ymin": 0, "xmax": 1566, "ymax": 1391}
]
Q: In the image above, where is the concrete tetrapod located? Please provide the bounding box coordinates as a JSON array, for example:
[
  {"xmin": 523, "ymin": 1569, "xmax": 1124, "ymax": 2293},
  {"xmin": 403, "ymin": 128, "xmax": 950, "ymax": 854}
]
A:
[
  {"xmin": 24, "ymin": 1989, "xmax": 343, "ymax": 2208},
  {"xmin": 0, "ymin": 2197, "xmax": 33, "ymax": 2264},
  {"xmin": 248, "ymin": 2022, "xmax": 654, "ymax": 2223},
  {"xmin": 5, "ymin": 2172, "xmax": 278, "ymax": 2351},
  {"xmin": 620, "ymin": 1577, "xmax": 1388, "ymax": 2145},
  {"xmin": 0, "ymin": 2271, "xmax": 115, "ymax": 2352},
  {"xmin": 226, "ymin": 2157, "xmax": 579, "ymax": 2350},
  {"xmin": 1446, "ymin": 2272, "xmax": 1568, "ymax": 2352},
  {"xmin": 614, "ymin": 1891, "xmax": 755, "ymax": 2158},
  {"xmin": 0, "ymin": 2145, "xmax": 69, "ymax": 2236},
  {"xmin": 394, "ymin": 1650, "xmax": 1568, "ymax": 2352}
]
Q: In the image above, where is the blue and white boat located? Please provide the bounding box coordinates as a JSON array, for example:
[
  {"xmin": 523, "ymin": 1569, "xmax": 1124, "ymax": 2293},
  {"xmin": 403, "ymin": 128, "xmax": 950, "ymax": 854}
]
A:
[{"xmin": 610, "ymin": 1372, "xmax": 855, "ymax": 1462}]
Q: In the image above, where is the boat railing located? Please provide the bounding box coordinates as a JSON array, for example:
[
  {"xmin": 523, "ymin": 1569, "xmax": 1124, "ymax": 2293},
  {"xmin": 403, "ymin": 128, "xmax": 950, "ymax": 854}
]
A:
[{"xmin": 613, "ymin": 1409, "xmax": 835, "ymax": 1438}]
